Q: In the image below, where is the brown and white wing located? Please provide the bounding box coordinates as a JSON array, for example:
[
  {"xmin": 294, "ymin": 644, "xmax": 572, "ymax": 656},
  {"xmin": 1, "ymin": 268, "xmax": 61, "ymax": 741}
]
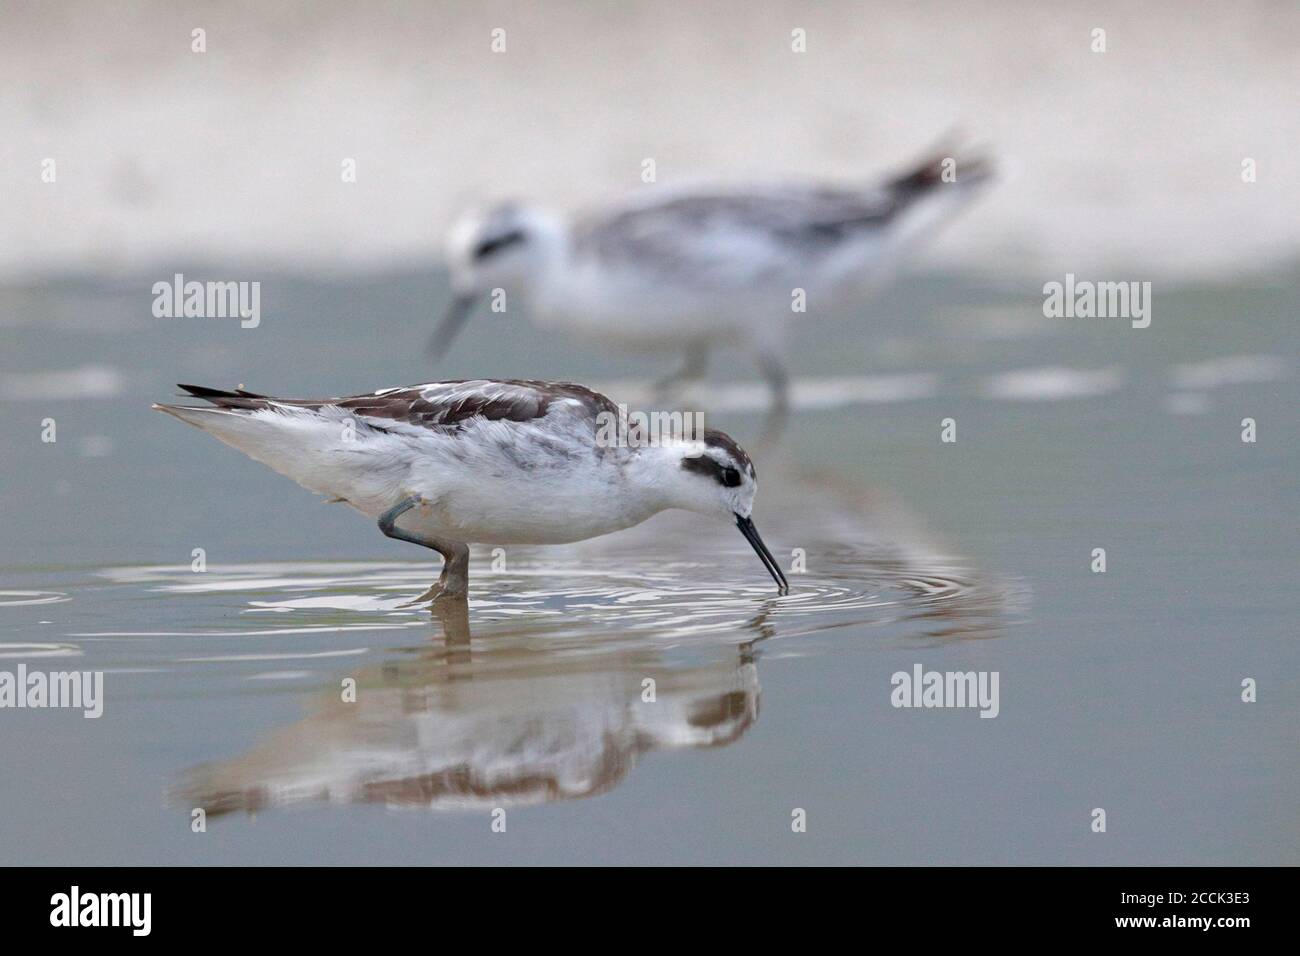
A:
[{"xmin": 173, "ymin": 379, "xmax": 618, "ymax": 437}]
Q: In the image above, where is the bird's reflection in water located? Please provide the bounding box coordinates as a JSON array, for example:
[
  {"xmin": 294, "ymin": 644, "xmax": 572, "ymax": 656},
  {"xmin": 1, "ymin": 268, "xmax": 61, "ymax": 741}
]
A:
[
  {"xmin": 174, "ymin": 469, "xmax": 1018, "ymax": 817},
  {"xmin": 178, "ymin": 602, "xmax": 775, "ymax": 816}
]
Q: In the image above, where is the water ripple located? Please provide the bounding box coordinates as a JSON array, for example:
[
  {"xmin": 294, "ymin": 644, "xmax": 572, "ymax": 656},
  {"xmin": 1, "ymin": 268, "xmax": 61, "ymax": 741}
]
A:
[
  {"xmin": 89, "ymin": 550, "xmax": 1017, "ymax": 651},
  {"xmin": 0, "ymin": 642, "xmax": 82, "ymax": 659},
  {"xmin": 0, "ymin": 590, "xmax": 70, "ymax": 607}
]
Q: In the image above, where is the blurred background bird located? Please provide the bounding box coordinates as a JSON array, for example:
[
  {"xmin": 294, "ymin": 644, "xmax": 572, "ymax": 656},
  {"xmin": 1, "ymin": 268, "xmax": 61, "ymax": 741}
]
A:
[{"xmin": 432, "ymin": 144, "xmax": 994, "ymax": 421}]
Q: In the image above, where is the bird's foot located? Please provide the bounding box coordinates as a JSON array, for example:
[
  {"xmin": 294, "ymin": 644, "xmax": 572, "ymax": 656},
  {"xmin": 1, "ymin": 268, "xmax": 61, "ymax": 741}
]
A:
[{"xmin": 403, "ymin": 581, "xmax": 468, "ymax": 608}]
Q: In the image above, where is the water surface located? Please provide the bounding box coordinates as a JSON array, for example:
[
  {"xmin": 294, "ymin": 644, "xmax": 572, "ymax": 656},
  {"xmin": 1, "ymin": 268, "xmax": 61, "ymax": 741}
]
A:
[{"xmin": 0, "ymin": 268, "xmax": 1295, "ymax": 864}]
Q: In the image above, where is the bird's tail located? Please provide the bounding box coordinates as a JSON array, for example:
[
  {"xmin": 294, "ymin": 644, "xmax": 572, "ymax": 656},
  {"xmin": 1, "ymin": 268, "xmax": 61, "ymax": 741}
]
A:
[
  {"xmin": 152, "ymin": 384, "xmax": 364, "ymax": 503},
  {"xmin": 856, "ymin": 135, "xmax": 996, "ymax": 266},
  {"xmin": 152, "ymin": 384, "xmax": 282, "ymax": 448},
  {"xmin": 888, "ymin": 136, "xmax": 996, "ymax": 195}
]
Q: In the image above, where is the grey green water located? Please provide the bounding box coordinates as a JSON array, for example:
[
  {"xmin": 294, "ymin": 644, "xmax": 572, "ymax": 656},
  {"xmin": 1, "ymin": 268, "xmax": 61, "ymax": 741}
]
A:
[{"xmin": 0, "ymin": 268, "xmax": 1295, "ymax": 864}]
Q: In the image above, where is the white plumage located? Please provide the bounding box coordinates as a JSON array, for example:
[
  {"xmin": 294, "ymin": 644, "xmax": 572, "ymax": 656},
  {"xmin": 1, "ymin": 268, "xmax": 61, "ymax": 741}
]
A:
[{"xmin": 154, "ymin": 379, "xmax": 788, "ymax": 603}]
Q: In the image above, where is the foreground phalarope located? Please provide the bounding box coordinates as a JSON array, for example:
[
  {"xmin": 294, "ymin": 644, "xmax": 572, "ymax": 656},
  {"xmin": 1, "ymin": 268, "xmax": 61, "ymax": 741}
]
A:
[
  {"xmin": 433, "ymin": 145, "xmax": 993, "ymax": 411},
  {"xmin": 154, "ymin": 380, "xmax": 787, "ymax": 603}
]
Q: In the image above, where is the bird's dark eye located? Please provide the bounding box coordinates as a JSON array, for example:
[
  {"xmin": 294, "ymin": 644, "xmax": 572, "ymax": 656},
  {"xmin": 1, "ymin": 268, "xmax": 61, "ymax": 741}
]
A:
[
  {"xmin": 720, "ymin": 466, "xmax": 742, "ymax": 488},
  {"xmin": 473, "ymin": 230, "xmax": 526, "ymax": 260}
]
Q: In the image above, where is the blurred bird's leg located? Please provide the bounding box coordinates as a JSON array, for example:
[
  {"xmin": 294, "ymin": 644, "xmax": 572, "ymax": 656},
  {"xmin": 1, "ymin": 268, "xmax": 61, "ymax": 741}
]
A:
[
  {"xmin": 653, "ymin": 344, "xmax": 709, "ymax": 402},
  {"xmin": 756, "ymin": 352, "xmax": 790, "ymax": 444},
  {"xmin": 379, "ymin": 496, "xmax": 471, "ymax": 605}
]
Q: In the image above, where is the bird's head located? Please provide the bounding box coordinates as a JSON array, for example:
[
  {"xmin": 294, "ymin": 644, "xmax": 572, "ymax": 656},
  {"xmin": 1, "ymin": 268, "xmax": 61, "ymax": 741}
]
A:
[
  {"xmin": 432, "ymin": 202, "xmax": 563, "ymax": 359},
  {"xmin": 652, "ymin": 429, "xmax": 787, "ymax": 593}
]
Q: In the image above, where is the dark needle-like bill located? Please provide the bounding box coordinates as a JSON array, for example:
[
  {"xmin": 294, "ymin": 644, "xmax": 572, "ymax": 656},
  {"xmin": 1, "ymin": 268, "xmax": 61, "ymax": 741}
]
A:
[{"xmin": 736, "ymin": 514, "xmax": 789, "ymax": 594}]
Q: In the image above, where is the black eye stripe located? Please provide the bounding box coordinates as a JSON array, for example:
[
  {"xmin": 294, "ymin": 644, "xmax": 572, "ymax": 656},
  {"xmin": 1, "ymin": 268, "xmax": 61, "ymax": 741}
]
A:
[
  {"xmin": 681, "ymin": 455, "xmax": 744, "ymax": 487},
  {"xmin": 473, "ymin": 230, "xmax": 526, "ymax": 260}
]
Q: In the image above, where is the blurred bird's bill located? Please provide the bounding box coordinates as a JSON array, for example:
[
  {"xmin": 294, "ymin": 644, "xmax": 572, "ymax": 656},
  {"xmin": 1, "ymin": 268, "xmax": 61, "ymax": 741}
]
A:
[{"xmin": 429, "ymin": 294, "xmax": 477, "ymax": 358}]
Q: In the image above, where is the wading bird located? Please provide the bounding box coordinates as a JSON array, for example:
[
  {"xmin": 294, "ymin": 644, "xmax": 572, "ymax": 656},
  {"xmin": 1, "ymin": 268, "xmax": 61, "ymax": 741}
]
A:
[
  {"xmin": 433, "ymin": 145, "xmax": 993, "ymax": 416},
  {"xmin": 154, "ymin": 380, "xmax": 787, "ymax": 604}
]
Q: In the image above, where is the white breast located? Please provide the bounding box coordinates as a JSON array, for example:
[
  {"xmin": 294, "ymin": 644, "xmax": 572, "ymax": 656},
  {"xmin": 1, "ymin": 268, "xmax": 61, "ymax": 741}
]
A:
[{"xmin": 385, "ymin": 419, "xmax": 661, "ymax": 546}]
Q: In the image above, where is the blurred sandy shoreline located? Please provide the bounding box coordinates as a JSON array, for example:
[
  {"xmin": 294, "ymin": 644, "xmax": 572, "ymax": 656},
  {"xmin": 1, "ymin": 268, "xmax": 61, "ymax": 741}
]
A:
[{"xmin": 2, "ymin": 0, "xmax": 1297, "ymax": 283}]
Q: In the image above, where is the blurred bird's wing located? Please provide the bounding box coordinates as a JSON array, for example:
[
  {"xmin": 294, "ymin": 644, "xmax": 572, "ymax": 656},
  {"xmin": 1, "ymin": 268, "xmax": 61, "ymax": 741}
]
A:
[{"xmin": 570, "ymin": 150, "xmax": 994, "ymax": 290}]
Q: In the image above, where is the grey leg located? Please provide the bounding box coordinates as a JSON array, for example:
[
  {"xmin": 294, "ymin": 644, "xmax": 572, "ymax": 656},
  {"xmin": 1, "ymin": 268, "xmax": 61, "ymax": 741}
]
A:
[
  {"xmin": 755, "ymin": 353, "xmax": 789, "ymax": 443},
  {"xmin": 654, "ymin": 345, "xmax": 709, "ymax": 399},
  {"xmin": 377, "ymin": 496, "xmax": 471, "ymax": 604}
]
